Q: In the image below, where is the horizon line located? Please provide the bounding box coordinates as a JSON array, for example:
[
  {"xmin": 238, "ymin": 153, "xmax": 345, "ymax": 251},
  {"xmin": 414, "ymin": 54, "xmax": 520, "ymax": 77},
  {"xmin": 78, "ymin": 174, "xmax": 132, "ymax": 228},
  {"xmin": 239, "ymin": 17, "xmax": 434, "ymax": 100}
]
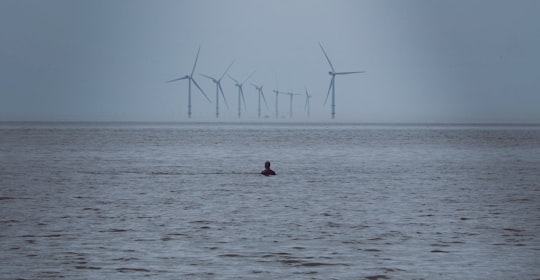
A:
[{"xmin": 1, "ymin": 120, "xmax": 539, "ymax": 127}]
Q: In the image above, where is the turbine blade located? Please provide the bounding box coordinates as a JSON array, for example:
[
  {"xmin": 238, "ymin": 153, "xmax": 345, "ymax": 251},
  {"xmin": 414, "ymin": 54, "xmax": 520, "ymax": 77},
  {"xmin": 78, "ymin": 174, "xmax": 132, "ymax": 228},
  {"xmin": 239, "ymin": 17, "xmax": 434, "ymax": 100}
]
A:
[
  {"xmin": 318, "ymin": 42, "xmax": 335, "ymax": 72},
  {"xmin": 304, "ymin": 87, "xmax": 309, "ymax": 110},
  {"xmin": 227, "ymin": 74, "xmax": 239, "ymax": 84},
  {"xmin": 261, "ymin": 90, "xmax": 270, "ymax": 111},
  {"xmin": 241, "ymin": 70, "xmax": 256, "ymax": 85},
  {"xmin": 240, "ymin": 88, "xmax": 247, "ymax": 110},
  {"xmin": 199, "ymin": 73, "xmax": 215, "ymax": 81},
  {"xmin": 219, "ymin": 60, "xmax": 235, "ymax": 81},
  {"xmin": 191, "ymin": 45, "xmax": 201, "ymax": 77},
  {"xmin": 336, "ymin": 71, "xmax": 366, "ymax": 75},
  {"xmin": 166, "ymin": 76, "xmax": 188, "ymax": 83},
  {"xmin": 324, "ymin": 77, "xmax": 334, "ymax": 106},
  {"xmin": 192, "ymin": 78, "xmax": 211, "ymax": 102},
  {"xmin": 218, "ymin": 82, "xmax": 229, "ymax": 110}
]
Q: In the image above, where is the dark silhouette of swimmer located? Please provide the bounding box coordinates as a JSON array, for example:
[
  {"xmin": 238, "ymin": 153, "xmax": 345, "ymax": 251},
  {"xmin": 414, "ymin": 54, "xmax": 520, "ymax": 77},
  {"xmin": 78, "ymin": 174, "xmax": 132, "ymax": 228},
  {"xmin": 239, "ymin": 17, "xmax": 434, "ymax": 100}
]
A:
[{"xmin": 261, "ymin": 161, "xmax": 276, "ymax": 176}]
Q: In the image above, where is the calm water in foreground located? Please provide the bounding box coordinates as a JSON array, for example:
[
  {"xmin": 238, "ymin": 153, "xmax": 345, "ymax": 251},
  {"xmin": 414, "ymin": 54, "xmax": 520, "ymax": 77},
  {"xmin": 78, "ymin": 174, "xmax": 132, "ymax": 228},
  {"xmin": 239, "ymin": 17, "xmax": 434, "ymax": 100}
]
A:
[{"xmin": 1, "ymin": 122, "xmax": 539, "ymax": 279}]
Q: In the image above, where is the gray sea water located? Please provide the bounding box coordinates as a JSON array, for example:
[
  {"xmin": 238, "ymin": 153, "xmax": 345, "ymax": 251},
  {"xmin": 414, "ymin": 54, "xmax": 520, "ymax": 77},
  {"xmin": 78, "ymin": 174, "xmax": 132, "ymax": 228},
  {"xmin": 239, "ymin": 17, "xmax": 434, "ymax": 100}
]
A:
[{"xmin": 1, "ymin": 122, "xmax": 539, "ymax": 279}]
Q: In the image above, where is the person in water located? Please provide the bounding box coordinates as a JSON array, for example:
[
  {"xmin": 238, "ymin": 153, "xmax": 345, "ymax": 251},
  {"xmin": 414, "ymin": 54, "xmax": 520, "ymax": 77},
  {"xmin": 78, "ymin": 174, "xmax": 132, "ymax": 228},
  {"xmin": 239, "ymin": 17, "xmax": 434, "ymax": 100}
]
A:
[{"xmin": 261, "ymin": 161, "xmax": 276, "ymax": 176}]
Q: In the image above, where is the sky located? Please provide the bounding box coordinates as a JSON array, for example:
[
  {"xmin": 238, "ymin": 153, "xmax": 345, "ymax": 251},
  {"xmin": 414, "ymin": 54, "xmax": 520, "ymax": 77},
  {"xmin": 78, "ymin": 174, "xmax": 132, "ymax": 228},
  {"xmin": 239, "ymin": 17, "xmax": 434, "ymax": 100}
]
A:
[{"xmin": 1, "ymin": 0, "xmax": 539, "ymax": 123}]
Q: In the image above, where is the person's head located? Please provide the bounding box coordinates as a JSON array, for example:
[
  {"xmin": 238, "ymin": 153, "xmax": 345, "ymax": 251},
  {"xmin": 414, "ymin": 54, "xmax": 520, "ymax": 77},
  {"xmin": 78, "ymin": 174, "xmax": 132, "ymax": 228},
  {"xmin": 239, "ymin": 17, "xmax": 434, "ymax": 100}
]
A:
[{"xmin": 265, "ymin": 161, "xmax": 271, "ymax": 169}]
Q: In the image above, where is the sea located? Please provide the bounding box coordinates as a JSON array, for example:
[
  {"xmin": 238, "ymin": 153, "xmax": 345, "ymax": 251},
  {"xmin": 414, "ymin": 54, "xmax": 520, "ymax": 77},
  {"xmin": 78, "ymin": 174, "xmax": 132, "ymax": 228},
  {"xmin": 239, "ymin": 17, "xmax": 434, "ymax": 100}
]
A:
[{"xmin": 1, "ymin": 122, "xmax": 539, "ymax": 280}]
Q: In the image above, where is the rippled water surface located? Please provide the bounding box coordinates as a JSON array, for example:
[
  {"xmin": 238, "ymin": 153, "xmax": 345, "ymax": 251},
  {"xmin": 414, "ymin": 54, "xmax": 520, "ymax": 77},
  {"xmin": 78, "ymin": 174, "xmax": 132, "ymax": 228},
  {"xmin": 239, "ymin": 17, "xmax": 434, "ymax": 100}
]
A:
[{"xmin": 1, "ymin": 122, "xmax": 539, "ymax": 279}]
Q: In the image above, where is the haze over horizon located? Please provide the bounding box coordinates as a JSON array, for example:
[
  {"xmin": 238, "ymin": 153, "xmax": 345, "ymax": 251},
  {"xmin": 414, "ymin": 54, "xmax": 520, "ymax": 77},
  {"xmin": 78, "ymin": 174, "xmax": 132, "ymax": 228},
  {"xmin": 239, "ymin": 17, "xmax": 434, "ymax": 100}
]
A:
[{"xmin": 1, "ymin": 0, "xmax": 539, "ymax": 123}]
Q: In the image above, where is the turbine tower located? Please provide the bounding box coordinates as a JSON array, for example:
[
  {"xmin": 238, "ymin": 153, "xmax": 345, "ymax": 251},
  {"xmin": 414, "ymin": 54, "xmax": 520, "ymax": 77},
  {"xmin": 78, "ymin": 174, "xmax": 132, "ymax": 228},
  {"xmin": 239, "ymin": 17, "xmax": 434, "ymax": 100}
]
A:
[
  {"xmin": 284, "ymin": 90, "xmax": 301, "ymax": 118},
  {"xmin": 272, "ymin": 89, "xmax": 280, "ymax": 119},
  {"xmin": 167, "ymin": 46, "xmax": 211, "ymax": 118},
  {"xmin": 228, "ymin": 71, "xmax": 255, "ymax": 118},
  {"xmin": 251, "ymin": 83, "xmax": 270, "ymax": 118},
  {"xmin": 304, "ymin": 86, "xmax": 312, "ymax": 118},
  {"xmin": 200, "ymin": 61, "xmax": 234, "ymax": 118},
  {"xmin": 319, "ymin": 42, "xmax": 365, "ymax": 119}
]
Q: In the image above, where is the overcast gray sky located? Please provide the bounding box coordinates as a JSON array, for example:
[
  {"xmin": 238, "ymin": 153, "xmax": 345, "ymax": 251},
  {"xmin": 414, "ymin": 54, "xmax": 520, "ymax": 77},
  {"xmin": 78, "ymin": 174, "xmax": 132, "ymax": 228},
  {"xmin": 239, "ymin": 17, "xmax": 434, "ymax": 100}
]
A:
[{"xmin": 1, "ymin": 0, "xmax": 539, "ymax": 122}]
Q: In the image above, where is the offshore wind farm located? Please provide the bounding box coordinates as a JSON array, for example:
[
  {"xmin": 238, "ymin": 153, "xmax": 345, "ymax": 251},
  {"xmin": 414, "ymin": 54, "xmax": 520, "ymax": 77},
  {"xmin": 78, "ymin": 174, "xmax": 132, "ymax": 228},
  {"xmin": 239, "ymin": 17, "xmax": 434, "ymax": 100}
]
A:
[{"xmin": 166, "ymin": 43, "xmax": 365, "ymax": 120}]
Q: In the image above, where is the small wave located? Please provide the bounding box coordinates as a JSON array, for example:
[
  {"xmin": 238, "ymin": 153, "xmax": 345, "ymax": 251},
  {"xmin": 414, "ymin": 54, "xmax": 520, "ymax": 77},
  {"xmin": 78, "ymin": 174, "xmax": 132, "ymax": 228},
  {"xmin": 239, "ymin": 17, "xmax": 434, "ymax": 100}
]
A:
[
  {"xmin": 100, "ymin": 229, "xmax": 130, "ymax": 233},
  {"xmin": 219, "ymin": 253, "xmax": 247, "ymax": 258},
  {"xmin": 431, "ymin": 249, "xmax": 450, "ymax": 253},
  {"xmin": 1, "ymin": 219, "xmax": 20, "ymax": 224},
  {"xmin": 503, "ymin": 228, "xmax": 525, "ymax": 232},
  {"xmin": 112, "ymin": 257, "xmax": 139, "ymax": 262},
  {"xmin": 366, "ymin": 275, "xmax": 390, "ymax": 280},
  {"xmin": 116, "ymin": 267, "xmax": 151, "ymax": 273},
  {"xmin": 37, "ymin": 271, "xmax": 66, "ymax": 278},
  {"xmin": 299, "ymin": 262, "xmax": 349, "ymax": 267},
  {"xmin": 364, "ymin": 248, "xmax": 381, "ymax": 252},
  {"xmin": 75, "ymin": 266, "xmax": 102, "ymax": 270},
  {"xmin": 278, "ymin": 259, "xmax": 347, "ymax": 267},
  {"xmin": 431, "ymin": 243, "xmax": 451, "ymax": 247},
  {"xmin": 0, "ymin": 196, "xmax": 30, "ymax": 200},
  {"xmin": 20, "ymin": 234, "xmax": 64, "ymax": 238}
]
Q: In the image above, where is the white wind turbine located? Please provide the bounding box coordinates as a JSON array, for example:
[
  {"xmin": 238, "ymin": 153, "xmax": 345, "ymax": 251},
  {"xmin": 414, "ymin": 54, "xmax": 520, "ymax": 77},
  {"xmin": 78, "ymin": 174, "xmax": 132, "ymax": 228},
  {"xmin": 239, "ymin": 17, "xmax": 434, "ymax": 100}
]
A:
[
  {"xmin": 272, "ymin": 88, "xmax": 281, "ymax": 119},
  {"xmin": 166, "ymin": 46, "xmax": 211, "ymax": 118},
  {"xmin": 283, "ymin": 90, "xmax": 301, "ymax": 118},
  {"xmin": 228, "ymin": 71, "xmax": 255, "ymax": 118},
  {"xmin": 304, "ymin": 86, "xmax": 312, "ymax": 118},
  {"xmin": 251, "ymin": 83, "xmax": 270, "ymax": 118},
  {"xmin": 319, "ymin": 42, "xmax": 365, "ymax": 119},
  {"xmin": 200, "ymin": 61, "xmax": 234, "ymax": 118},
  {"xmin": 272, "ymin": 76, "xmax": 285, "ymax": 119}
]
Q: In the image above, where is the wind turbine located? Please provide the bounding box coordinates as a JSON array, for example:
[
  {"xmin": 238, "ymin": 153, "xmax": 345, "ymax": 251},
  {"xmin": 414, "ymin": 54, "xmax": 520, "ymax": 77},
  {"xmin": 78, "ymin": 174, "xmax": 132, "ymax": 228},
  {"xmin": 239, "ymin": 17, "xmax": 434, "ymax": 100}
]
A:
[
  {"xmin": 272, "ymin": 76, "xmax": 285, "ymax": 119},
  {"xmin": 272, "ymin": 88, "xmax": 281, "ymax": 119},
  {"xmin": 166, "ymin": 46, "xmax": 211, "ymax": 118},
  {"xmin": 319, "ymin": 42, "xmax": 365, "ymax": 119},
  {"xmin": 228, "ymin": 71, "xmax": 255, "ymax": 118},
  {"xmin": 283, "ymin": 90, "xmax": 301, "ymax": 118},
  {"xmin": 304, "ymin": 86, "xmax": 312, "ymax": 118},
  {"xmin": 200, "ymin": 61, "xmax": 234, "ymax": 118},
  {"xmin": 251, "ymin": 83, "xmax": 270, "ymax": 118}
]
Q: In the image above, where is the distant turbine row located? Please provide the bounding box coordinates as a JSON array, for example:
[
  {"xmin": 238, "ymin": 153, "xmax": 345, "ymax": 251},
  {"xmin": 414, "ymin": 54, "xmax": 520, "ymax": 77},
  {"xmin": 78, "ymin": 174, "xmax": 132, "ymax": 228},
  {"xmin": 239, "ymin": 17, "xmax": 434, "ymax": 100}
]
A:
[{"xmin": 166, "ymin": 43, "xmax": 365, "ymax": 119}]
